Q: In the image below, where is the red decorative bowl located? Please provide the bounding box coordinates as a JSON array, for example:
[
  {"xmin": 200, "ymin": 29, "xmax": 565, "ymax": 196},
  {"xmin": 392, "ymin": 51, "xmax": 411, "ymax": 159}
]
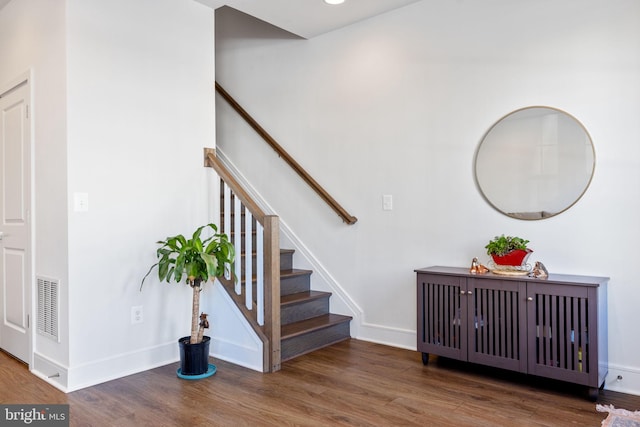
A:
[{"xmin": 491, "ymin": 249, "xmax": 533, "ymax": 266}]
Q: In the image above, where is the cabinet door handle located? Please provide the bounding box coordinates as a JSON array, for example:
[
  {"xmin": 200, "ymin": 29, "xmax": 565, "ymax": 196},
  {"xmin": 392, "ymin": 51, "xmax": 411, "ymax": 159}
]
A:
[
  {"xmin": 460, "ymin": 290, "xmax": 466, "ymax": 295},
  {"xmin": 467, "ymin": 291, "xmax": 473, "ymax": 295},
  {"xmin": 527, "ymin": 297, "xmax": 533, "ymax": 301}
]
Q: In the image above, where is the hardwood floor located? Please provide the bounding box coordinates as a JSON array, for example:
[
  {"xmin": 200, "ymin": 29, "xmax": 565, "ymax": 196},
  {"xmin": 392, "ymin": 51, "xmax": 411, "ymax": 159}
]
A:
[{"xmin": 1, "ymin": 340, "xmax": 639, "ymax": 426}]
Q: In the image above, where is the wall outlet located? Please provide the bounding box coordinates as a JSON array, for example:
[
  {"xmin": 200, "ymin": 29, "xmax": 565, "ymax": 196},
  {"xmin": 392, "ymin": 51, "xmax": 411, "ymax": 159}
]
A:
[{"xmin": 131, "ymin": 305, "xmax": 143, "ymax": 324}]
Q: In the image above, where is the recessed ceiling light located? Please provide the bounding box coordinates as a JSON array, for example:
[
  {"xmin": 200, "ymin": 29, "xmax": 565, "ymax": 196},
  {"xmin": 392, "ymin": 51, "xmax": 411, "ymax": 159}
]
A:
[{"xmin": 324, "ymin": 0, "xmax": 345, "ymax": 5}]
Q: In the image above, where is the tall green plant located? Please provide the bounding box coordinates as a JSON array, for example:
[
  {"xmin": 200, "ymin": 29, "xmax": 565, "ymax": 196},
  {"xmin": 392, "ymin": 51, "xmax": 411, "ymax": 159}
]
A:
[{"xmin": 141, "ymin": 223, "xmax": 235, "ymax": 344}]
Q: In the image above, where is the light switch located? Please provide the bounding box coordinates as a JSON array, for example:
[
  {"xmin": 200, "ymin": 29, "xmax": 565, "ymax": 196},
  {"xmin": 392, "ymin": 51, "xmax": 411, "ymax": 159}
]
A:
[
  {"xmin": 383, "ymin": 194, "xmax": 393, "ymax": 211},
  {"xmin": 74, "ymin": 192, "xmax": 89, "ymax": 212}
]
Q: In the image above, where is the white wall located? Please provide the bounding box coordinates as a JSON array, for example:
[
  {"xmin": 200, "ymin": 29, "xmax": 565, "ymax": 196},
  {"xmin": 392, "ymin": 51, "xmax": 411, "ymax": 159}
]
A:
[
  {"xmin": 63, "ymin": 0, "xmax": 215, "ymax": 390},
  {"xmin": 0, "ymin": 0, "xmax": 70, "ymax": 380},
  {"xmin": 215, "ymin": 0, "xmax": 640, "ymax": 394},
  {"xmin": 1, "ymin": 0, "xmax": 266, "ymax": 391}
]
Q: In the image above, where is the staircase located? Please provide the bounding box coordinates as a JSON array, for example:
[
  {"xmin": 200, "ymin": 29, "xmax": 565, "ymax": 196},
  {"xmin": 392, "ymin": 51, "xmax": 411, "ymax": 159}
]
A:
[
  {"xmin": 278, "ymin": 248, "xmax": 352, "ymax": 362},
  {"xmin": 217, "ymin": 174, "xmax": 352, "ymax": 367}
]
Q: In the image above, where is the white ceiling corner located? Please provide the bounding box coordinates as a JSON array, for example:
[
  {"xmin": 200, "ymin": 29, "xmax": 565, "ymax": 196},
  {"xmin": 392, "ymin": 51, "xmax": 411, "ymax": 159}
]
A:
[{"xmin": 196, "ymin": 0, "xmax": 422, "ymax": 39}]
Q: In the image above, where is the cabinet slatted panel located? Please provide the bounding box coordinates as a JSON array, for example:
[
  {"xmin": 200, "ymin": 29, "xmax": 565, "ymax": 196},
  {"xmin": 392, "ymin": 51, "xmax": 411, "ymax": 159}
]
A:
[
  {"xmin": 473, "ymin": 288, "xmax": 520, "ymax": 360},
  {"xmin": 424, "ymin": 282, "xmax": 461, "ymax": 349},
  {"xmin": 535, "ymin": 294, "xmax": 588, "ymax": 373}
]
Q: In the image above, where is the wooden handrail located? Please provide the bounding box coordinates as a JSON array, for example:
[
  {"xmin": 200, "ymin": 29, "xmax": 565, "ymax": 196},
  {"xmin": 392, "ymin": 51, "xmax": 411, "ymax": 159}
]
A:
[
  {"xmin": 204, "ymin": 147, "xmax": 266, "ymax": 222},
  {"xmin": 204, "ymin": 148, "xmax": 281, "ymax": 372},
  {"xmin": 215, "ymin": 82, "xmax": 358, "ymax": 225}
]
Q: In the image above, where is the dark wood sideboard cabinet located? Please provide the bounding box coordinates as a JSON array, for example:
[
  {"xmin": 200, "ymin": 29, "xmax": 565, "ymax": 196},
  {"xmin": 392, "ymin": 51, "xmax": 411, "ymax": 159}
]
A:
[{"xmin": 415, "ymin": 266, "xmax": 608, "ymax": 399}]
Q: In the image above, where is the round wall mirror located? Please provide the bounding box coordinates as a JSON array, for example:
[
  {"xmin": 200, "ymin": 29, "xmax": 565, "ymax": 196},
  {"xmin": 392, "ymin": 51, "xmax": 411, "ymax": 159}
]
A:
[{"xmin": 475, "ymin": 106, "xmax": 595, "ymax": 220}]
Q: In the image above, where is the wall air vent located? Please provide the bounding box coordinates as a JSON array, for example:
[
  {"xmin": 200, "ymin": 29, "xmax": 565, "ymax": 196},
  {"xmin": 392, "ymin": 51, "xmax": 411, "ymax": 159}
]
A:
[{"xmin": 37, "ymin": 276, "xmax": 59, "ymax": 342}]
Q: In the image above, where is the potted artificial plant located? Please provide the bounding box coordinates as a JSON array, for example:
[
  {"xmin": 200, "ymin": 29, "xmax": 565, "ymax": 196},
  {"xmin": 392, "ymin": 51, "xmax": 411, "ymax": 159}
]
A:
[
  {"xmin": 141, "ymin": 223, "xmax": 234, "ymax": 378},
  {"xmin": 485, "ymin": 234, "xmax": 532, "ymax": 267}
]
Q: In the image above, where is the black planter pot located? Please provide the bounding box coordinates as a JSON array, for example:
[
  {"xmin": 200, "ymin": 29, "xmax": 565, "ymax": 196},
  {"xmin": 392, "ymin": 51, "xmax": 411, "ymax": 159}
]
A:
[{"xmin": 178, "ymin": 336, "xmax": 211, "ymax": 376}]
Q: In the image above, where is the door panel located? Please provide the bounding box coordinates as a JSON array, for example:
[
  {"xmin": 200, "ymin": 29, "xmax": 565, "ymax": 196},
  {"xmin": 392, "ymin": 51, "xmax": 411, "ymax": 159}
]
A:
[
  {"xmin": 527, "ymin": 282, "xmax": 594, "ymax": 386},
  {"xmin": 417, "ymin": 273, "xmax": 467, "ymax": 361},
  {"xmin": 4, "ymin": 249, "xmax": 26, "ymax": 330},
  {"xmin": 467, "ymin": 278, "xmax": 527, "ymax": 373},
  {"xmin": 0, "ymin": 79, "xmax": 31, "ymax": 363}
]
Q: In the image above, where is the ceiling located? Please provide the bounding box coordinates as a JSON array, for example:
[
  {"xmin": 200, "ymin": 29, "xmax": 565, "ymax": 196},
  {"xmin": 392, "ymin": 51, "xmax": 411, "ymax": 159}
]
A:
[
  {"xmin": 196, "ymin": 0, "xmax": 422, "ymax": 38},
  {"xmin": 0, "ymin": 0, "xmax": 421, "ymax": 39}
]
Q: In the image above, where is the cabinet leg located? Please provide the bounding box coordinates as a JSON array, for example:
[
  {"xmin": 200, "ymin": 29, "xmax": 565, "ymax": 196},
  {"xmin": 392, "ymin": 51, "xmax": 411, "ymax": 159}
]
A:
[
  {"xmin": 422, "ymin": 352, "xmax": 429, "ymax": 365},
  {"xmin": 587, "ymin": 387, "xmax": 599, "ymax": 402}
]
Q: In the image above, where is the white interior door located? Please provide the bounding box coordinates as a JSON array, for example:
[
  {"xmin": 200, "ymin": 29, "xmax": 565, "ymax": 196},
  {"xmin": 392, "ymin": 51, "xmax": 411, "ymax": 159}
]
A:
[{"xmin": 0, "ymin": 78, "xmax": 32, "ymax": 364}]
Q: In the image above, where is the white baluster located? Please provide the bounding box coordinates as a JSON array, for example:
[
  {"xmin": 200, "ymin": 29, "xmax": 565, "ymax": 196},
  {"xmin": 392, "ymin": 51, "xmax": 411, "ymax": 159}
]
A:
[
  {"xmin": 244, "ymin": 207, "xmax": 253, "ymax": 310},
  {"xmin": 256, "ymin": 221, "xmax": 264, "ymax": 325},
  {"xmin": 223, "ymin": 182, "xmax": 231, "ymax": 281},
  {"xmin": 233, "ymin": 195, "xmax": 242, "ymax": 295}
]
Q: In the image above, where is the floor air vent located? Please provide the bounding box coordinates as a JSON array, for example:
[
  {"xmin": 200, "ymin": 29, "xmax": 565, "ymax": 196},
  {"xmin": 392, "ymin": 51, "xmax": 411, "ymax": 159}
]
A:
[{"xmin": 37, "ymin": 276, "xmax": 59, "ymax": 342}]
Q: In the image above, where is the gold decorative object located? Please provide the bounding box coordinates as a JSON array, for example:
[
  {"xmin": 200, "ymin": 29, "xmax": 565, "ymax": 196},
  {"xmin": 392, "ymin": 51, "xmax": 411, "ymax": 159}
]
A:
[
  {"xmin": 470, "ymin": 258, "xmax": 479, "ymax": 273},
  {"xmin": 469, "ymin": 257, "xmax": 489, "ymax": 275}
]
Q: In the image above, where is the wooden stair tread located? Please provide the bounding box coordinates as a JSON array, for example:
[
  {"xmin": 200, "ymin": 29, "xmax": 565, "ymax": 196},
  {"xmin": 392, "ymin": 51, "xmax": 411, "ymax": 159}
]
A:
[
  {"xmin": 281, "ymin": 290, "xmax": 330, "ymax": 306},
  {"xmin": 280, "ymin": 269, "xmax": 313, "ymax": 278},
  {"xmin": 281, "ymin": 313, "xmax": 352, "ymax": 340},
  {"xmin": 239, "ymin": 268, "xmax": 311, "ymax": 284},
  {"xmin": 240, "ymin": 248, "xmax": 294, "ymax": 257}
]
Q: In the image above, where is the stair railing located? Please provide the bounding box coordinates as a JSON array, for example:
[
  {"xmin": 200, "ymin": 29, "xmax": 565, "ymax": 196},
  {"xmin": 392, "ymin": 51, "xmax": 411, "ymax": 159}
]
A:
[
  {"xmin": 215, "ymin": 82, "xmax": 358, "ymax": 225},
  {"xmin": 204, "ymin": 148, "xmax": 281, "ymax": 373}
]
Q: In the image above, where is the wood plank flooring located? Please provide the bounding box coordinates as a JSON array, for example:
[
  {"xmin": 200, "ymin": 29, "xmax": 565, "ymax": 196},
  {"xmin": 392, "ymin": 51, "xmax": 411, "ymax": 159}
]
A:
[{"xmin": 1, "ymin": 339, "xmax": 639, "ymax": 426}]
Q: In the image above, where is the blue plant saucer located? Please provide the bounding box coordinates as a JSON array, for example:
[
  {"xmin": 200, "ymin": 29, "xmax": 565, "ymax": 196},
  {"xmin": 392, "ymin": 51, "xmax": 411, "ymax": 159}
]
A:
[{"xmin": 176, "ymin": 363, "xmax": 216, "ymax": 380}]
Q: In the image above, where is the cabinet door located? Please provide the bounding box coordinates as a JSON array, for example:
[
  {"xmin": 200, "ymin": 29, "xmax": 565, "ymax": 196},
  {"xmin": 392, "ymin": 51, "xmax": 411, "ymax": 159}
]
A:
[
  {"xmin": 467, "ymin": 278, "xmax": 527, "ymax": 372},
  {"xmin": 417, "ymin": 274, "xmax": 467, "ymax": 361},
  {"xmin": 527, "ymin": 282, "xmax": 598, "ymax": 387}
]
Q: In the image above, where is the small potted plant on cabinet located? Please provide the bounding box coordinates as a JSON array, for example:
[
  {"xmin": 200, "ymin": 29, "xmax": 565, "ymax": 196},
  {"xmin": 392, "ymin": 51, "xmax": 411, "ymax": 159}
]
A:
[
  {"xmin": 141, "ymin": 223, "xmax": 234, "ymax": 378},
  {"xmin": 485, "ymin": 234, "xmax": 532, "ymax": 267}
]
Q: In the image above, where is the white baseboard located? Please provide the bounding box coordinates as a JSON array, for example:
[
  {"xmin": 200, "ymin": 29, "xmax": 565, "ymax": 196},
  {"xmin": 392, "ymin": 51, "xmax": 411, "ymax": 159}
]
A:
[
  {"xmin": 356, "ymin": 323, "xmax": 416, "ymax": 351},
  {"xmin": 35, "ymin": 342, "xmax": 179, "ymax": 393},
  {"xmin": 32, "ymin": 352, "xmax": 69, "ymax": 392},
  {"xmin": 211, "ymin": 336, "xmax": 263, "ymax": 372},
  {"xmin": 604, "ymin": 363, "xmax": 640, "ymax": 396},
  {"xmin": 32, "ymin": 334, "xmax": 262, "ymax": 393}
]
